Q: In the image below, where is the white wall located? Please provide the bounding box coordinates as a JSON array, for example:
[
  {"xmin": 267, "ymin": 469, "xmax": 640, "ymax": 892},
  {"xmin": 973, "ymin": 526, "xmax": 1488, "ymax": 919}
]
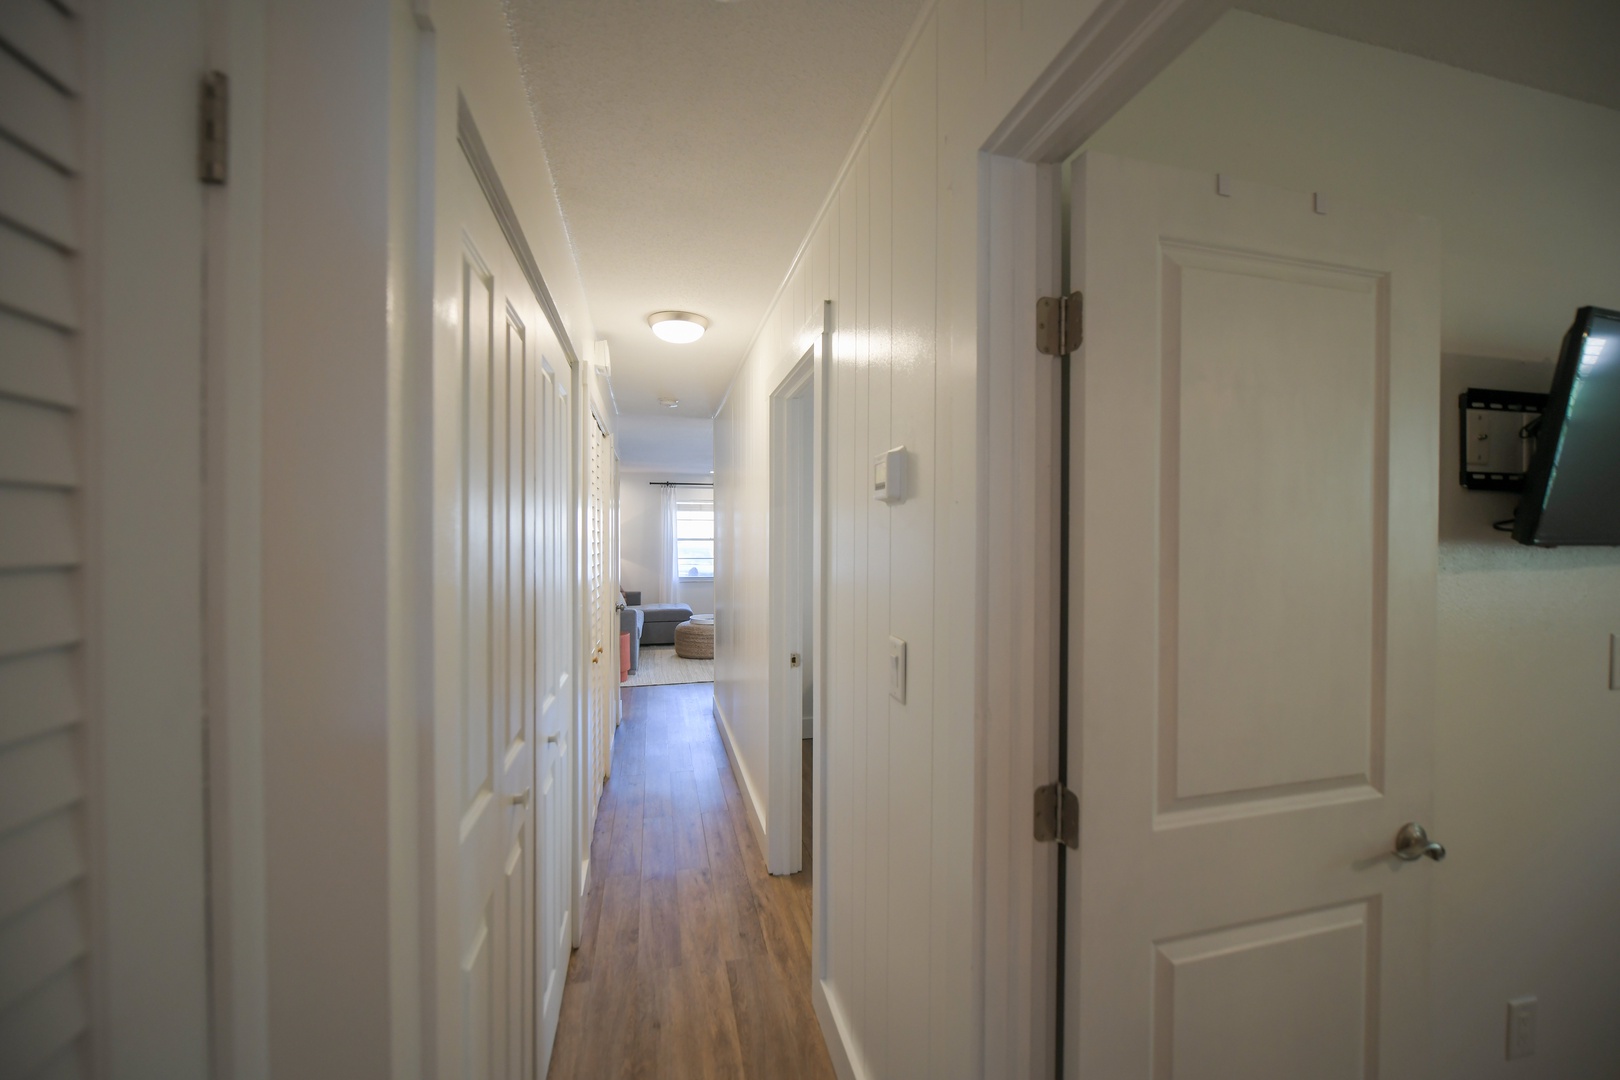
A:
[
  {"xmin": 618, "ymin": 471, "xmax": 714, "ymax": 614},
  {"xmin": 790, "ymin": 392, "xmax": 814, "ymax": 734},
  {"xmin": 713, "ymin": 2, "xmax": 1156, "ymax": 1074},
  {"xmin": 261, "ymin": 3, "xmax": 399, "ymax": 1072},
  {"xmin": 1084, "ymin": 14, "xmax": 1620, "ymax": 1076}
]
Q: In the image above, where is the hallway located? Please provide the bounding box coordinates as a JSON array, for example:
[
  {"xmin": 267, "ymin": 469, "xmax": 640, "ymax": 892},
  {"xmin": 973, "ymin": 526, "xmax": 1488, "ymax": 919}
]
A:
[{"xmin": 548, "ymin": 683, "xmax": 830, "ymax": 1079}]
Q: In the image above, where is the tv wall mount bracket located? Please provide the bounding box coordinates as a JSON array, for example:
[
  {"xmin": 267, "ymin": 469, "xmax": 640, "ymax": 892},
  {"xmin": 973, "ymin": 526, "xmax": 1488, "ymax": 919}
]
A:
[{"xmin": 1458, "ymin": 387, "xmax": 1549, "ymax": 492}]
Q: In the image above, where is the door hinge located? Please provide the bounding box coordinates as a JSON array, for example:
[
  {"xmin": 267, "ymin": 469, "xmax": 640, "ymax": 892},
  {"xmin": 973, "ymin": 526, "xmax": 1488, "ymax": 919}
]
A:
[
  {"xmin": 199, "ymin": 71, "xmax": 229, "ymax": 185},
  {"xmin": 1035, "ymin": 291, "xmax": 1083, "ymax": 357},
  {"xmin": 1033, "ymin": 782, "xmax": 1078, "ymax": 848}
]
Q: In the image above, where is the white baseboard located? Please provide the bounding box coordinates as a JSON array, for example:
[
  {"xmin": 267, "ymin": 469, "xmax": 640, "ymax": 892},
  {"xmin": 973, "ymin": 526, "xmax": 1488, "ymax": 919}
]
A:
[
  {"xmin": 572, "ymin": 854, "xmax": 590, "ymax": 948},
  {"xmin": 813, "ymin": 978, "xmax": 867, "ymax": 1080},
  {"xmin": 711, "ymin": 694, "xmax": 769, "ymax": 859}
]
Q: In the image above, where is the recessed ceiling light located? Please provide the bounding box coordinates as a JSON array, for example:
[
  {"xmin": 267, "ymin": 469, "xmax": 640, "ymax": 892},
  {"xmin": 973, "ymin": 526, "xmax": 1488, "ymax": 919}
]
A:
[
  {"xmin": 647, "ymin": 310, "xmax": 709, "ymax": 344},
  {"xmin": 658, "ymin": 396, "xmax": 680, "ymax": 409}
]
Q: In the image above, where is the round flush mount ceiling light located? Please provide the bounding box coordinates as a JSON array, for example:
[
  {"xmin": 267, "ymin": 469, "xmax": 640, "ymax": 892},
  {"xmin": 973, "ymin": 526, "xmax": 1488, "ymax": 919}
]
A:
[{"xmin": 647, "ymin": 310, "xmax": 709, "ymax": 344}]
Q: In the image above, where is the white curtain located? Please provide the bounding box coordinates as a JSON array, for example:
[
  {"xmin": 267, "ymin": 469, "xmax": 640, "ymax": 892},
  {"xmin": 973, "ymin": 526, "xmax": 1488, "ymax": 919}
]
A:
[{"xmin": 657, "ymin": 485, "xmax": 679, "ymax": 604}]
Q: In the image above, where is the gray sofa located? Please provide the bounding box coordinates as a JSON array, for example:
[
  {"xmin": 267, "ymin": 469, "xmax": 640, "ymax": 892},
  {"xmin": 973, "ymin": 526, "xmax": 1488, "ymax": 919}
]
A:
[{"xmin": 620, "ymin": 591, "xmax": 693, "ymax": 672}]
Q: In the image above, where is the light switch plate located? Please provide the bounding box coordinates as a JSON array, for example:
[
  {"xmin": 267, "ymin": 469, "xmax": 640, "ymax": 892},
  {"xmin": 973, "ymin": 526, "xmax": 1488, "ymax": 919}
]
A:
[
  {"xmin": 888, "ymin": 636, "xmax": 907, "ymax": 703},
  {"xmin": 873, "ymin": 446, "xmax": 907, "ymax": 503}
]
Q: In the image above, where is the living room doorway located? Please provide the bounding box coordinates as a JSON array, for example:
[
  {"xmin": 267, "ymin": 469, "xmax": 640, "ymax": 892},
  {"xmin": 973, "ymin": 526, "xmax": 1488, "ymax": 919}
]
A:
[{"xmin": 617, "ymin": 477, "xmax": 716, "ymax": 687}]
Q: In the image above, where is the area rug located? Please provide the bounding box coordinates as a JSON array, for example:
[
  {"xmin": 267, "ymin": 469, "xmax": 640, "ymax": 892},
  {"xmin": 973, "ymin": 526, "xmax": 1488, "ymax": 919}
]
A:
[{"xmin": 623, "ymin": 645, "xmax": 714, "ymax": 687}]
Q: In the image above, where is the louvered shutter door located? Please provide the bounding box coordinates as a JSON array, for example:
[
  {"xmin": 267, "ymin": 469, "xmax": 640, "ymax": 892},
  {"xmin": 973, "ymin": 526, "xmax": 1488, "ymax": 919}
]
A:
[{"xmin": 0, "ymin": 3, "xmax": 94, "ymax": 1078}]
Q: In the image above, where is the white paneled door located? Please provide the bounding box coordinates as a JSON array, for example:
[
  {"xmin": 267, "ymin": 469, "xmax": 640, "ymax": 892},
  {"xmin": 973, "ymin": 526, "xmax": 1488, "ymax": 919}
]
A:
[
  {"xmin": 446, "ymin": 146, "xmax": 573, "ymax": 1079},
  {"xmin": 1065, "ymin": 153, "xmax": 1441, "ymax": 1078}
]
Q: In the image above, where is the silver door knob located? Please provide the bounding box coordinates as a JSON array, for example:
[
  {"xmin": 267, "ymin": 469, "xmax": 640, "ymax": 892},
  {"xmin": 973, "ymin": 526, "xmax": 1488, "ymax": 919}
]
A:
[
  {"xmin": 510, "ymin": 788, "xmax": 532, "ymax": 807},
  {"xmin": 1393, "ymin": 822, "xmax": 1446, "ymax": 862}
]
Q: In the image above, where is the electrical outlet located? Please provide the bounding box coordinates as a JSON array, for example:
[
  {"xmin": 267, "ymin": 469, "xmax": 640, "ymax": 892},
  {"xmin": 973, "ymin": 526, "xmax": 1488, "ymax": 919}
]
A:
[{"xmin": 1506, "ymin": 996, "xmax": 1537, "ymax": 1060}]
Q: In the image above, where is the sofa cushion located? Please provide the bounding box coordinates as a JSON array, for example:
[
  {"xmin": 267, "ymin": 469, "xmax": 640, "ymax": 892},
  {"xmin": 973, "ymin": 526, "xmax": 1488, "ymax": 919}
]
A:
[{"xmin": 639, "ymin": 603, "xmax": 693, "ymax": 625}]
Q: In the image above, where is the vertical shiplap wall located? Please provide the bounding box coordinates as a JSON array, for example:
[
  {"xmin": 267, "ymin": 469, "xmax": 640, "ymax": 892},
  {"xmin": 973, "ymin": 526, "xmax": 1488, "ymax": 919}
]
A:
[{"xmin": 714, "ymin": 1, "xmax": 1120, "ymax": 1075}]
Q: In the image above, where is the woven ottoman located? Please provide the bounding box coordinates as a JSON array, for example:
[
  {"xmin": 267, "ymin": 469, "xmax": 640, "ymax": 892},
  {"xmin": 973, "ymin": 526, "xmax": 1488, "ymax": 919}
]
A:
[{"xmin": 673, "ymin": 617, "xmax": 714, "ymax": 660}]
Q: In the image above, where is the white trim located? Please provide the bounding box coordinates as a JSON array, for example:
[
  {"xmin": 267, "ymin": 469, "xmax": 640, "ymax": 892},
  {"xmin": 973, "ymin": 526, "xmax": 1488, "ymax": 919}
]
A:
[
  {"xmin": 974, "ymin": 1, "xmax": 1224, "ymax": 1074},
  {"xmin": 808, "ymin": 301, "xmax": 831, "ymax": 974},
  {"xmin": 977, "ymin": 152, "xmax": 1062, "ymax": 1080},
  {"xmin": 571, "ymin": 308, "xmax": 590, "ymax": 953},
  {"xmin": 766, "ymin": 346, "xmax": 815, "ymax": 875},
  {"xmin": 388, "ymin": 8, "xmax": 433, "ymax": 1079},
  {"xmin": 982, "ymin": 0, "xmax": 1223, "ymax": 160},
  {"xmin": 203, "ymin": 1, "xmax": 271, "ymax": 1077},
  {"xmin": 87, "ymin": 2, "xmax": 215, "ymax": 1075},
  {"xmin": 812, "ymin": 978, "xmax": 868, "ymax": 1080}
]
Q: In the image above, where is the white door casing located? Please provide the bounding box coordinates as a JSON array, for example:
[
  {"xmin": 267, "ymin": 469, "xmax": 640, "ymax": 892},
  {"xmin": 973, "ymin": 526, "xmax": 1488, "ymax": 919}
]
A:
[
  {"xmin": 585, "ymin": 414, "xmax": 609, "ymax": 814},
  {"xmin": 1065, "ymin": 153, "xmax": 1441, "ymax": 1079},
  {"xmin": 604, "ymin": 431, "xmax": 612, "ymax": 732},
  {"xmin": 767, "ymin": 350, "xmax": 815, "ymax": 875},
  {"xmin": 535, "ymin": 340, "xmax": 573, "ymax": 1068}
]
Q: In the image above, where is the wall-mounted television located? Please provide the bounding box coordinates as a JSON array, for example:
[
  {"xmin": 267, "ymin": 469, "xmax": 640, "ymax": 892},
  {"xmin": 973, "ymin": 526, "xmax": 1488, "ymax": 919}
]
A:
[{"xmin": 1512, "ymin": 306, "xmax": 1620, "ymax": 547}]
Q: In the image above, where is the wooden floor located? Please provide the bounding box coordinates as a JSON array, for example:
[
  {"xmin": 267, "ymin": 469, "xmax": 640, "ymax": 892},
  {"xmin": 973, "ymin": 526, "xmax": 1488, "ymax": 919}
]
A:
[{"xmin": 547, "ymin": 682, "xmax": 830, "ymax": 1079}]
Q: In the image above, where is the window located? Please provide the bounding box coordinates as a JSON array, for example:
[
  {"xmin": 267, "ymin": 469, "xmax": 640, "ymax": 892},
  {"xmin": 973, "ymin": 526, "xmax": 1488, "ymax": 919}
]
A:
[{"xmin": 676, "ymin": 501, "xmax": 714, "ymax": 580}]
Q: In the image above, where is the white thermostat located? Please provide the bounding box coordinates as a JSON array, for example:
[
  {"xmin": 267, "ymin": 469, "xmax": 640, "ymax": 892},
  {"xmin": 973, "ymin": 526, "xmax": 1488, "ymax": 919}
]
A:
[{"xmin": 873, "ymin": 446, "xmax": 907, "ymax": 503}]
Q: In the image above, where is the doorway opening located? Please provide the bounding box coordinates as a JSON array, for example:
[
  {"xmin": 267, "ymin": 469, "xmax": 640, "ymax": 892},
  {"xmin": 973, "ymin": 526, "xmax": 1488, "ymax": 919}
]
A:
[{"xmin": 768, "ymin": 346, "xmax": 817, "ymax": 876}]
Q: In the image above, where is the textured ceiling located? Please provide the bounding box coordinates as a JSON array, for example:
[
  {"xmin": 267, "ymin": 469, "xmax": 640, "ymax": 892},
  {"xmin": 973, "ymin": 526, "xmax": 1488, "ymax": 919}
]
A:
[
  {"xmin": 612, "ymin": 414, "xmax": 716, "ymax": 477},
  {"xmin": 507, "ymin": 0, "xmax": 1617, "ymax": 472},
  {"xmin": 1238, "ymin": 0, "xmax": 1620, "ymax": 113},
  {"xmin": 506, "ymin": 0, "xmax": 923, "ymax": 470}
]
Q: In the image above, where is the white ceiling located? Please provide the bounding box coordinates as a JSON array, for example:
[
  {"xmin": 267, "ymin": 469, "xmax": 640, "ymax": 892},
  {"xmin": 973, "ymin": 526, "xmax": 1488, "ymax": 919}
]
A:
[
  {"xmin": 611, "ymin": 414, "xmax": 716, "ymax": 476},
  {"xmin": 506, "ymin": 0, "xmax": 924, "ymax": 471},
  {"xmin": 507, "ymin": 0, "xmax": 1619, "ymax": 473},
  {"xmin": 1238, "ymin": 0, "xmax": 1620, "ymax": 114}
]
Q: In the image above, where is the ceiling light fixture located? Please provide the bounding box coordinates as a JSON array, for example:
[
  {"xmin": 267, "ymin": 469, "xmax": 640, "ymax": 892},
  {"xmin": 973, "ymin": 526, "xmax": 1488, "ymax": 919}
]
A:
[
  {"xmin": 647, "ymin": 310, "xmax": 709, "ymax": 344},
  {"xmin": 658, "ymin": 396, "xmax": 680, "ymax": 409}
]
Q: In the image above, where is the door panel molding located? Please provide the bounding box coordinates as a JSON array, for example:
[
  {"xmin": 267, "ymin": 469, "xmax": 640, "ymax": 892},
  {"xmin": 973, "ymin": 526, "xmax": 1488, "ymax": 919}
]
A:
[{"xmin": 1067, "ymin": 151, "xmax": 1440, "ymax": 1079}]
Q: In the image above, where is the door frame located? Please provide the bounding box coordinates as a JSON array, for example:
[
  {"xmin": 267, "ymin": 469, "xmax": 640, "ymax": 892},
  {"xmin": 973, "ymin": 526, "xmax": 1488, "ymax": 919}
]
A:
[
  {"xmin": 974, "ymin": 0, "xmax": 1224, "ymax": 1074},
  {"xmin": 584, "ymin": 403, "xmax": 615, "ymax": 797},
  {"xmin": 766, "ymin": 339, "xmax": 820, "ymax": 876}
]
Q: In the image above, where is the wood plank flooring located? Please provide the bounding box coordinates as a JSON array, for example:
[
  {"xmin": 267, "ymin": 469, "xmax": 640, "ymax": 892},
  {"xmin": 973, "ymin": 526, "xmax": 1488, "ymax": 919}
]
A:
[{"xmin": 548, "ymin": 682, "xmax": 830, "ymax": 1080}]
